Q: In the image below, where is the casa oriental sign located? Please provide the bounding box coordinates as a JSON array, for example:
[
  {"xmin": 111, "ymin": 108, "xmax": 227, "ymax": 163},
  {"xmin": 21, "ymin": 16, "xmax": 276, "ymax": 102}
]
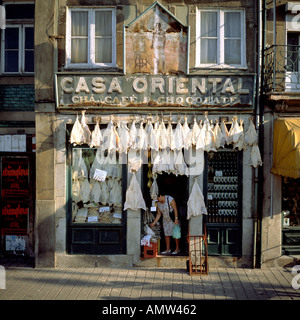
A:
[{"xmin": 55, "ymin": 74, "xmax": 255, "ymax": 110}]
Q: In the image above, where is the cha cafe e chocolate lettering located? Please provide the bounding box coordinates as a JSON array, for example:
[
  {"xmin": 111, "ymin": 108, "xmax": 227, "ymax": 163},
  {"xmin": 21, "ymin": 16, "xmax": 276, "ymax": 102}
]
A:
[{"xmin": 58, "ymin": 75, "xmax": 253, "ymax": 108}]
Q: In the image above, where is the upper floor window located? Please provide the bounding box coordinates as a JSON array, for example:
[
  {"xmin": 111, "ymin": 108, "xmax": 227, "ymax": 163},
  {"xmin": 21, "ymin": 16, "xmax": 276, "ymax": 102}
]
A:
[
  {"xmin": 1, "ymin": 3, "xmax": 34, "ymax": 74},
  {"xmin": 197, "ymin": 9, "xmax": 246, "ymax": 68},
  {"xmin": 66, "ymin": 7, "xmax": 116, "ymax": 68}
]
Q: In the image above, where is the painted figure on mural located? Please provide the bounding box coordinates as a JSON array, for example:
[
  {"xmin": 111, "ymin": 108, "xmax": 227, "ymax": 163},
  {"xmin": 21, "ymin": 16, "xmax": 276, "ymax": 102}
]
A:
[{"xmin": 151, "ymin": 22, "xmax": 166, "ymax": 74}]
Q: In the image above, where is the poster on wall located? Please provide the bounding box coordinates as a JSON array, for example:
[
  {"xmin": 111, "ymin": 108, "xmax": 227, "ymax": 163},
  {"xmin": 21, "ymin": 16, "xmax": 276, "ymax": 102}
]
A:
[
  {"xmin": 1, "ymin": 200, "xmax": 28, "ymax": 235},
  {"xmin": 1, "ymin": 157, "xmax": 29, "ymax": 236},
  {"xmin": 1, "ymin": 157, "xmax": 29, "ymax": 197}
]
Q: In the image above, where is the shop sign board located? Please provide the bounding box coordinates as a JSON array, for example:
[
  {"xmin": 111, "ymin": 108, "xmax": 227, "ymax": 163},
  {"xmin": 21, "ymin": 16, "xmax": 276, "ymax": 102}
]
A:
[{"xmin": 55, "ymin": 74, "xmax": 255, "ymax": 110}]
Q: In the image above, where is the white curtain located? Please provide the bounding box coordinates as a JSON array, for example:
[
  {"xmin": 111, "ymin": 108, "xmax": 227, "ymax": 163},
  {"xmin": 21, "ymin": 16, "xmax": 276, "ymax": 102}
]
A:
[
  {"xmin": 71, "ymin": 11, "xmax": 88, "ymax": 63},
  {"xmin": 200, "ymin": 11, "xmax": 217, "ymax": 64},
  {"xmin": 95, "ymin": 11, "xmax": 112, "ymax": 63},
  {"xmin": 224, "ymin": 12, "xmax": 241, "ymax": 65}
]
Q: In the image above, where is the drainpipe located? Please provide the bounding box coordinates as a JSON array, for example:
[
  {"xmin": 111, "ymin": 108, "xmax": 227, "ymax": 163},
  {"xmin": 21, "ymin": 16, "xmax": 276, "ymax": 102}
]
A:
[{"xmin": 254, "ymin": 0, "xmax": 266, "ymax": 269}]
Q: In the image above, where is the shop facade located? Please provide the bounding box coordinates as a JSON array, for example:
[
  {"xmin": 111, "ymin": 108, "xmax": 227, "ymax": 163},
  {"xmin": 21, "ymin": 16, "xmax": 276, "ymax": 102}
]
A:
[
  {"xmin": 0, "ymin": 1, "xmax": 36, "ymax": 258},
  {"xmin": 261, "ymin": 1, "xmax": 300, "ymax": 267},
  {"xmin": 34, "ymin": 0, "xmax": 260, "ymax": 268}
]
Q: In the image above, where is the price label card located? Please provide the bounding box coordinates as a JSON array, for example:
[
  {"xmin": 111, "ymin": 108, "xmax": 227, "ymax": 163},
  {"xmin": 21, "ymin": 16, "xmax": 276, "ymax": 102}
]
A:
[
  {"xmin": 93, "ymin": 169, "xmax": 107, "ymax": 182},
  {"xmin": 87, "ymin": 216, "xmax": 98, "ymax": 223},
  {"xmin": 150, "ymin": 206, "xmax": 157, "ymax": 212},
  {"xmin": 113, "ymin": 213, "xmax": 122, "ymax": 219},
  {"xmin": 99, "ymin": 206, "xmax": 110, "ymax": 213}
]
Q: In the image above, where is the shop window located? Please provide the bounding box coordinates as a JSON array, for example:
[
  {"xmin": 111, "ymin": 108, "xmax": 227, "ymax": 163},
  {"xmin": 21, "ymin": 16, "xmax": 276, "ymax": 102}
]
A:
[
  {"xmin": 71, "ymin": 148, "xmax": 123, "ymax": 225},
  {"xmin": 204, "ymin": 149, "xmax": 242, "ymax": 256},
  {"xmin": 282, "ymin": 177, "xmax": 300, "ymax": 228},
  {"xmin": 282, "ymin": 177, "xmax": 300, "ymax": 255},
  {"xmin": 65, "ymin": 7, "xmax": 116, "ymax": 68},
  {"xmin": 196, "ymin": 9, "xmax": 246, "ymax": 68},
  {"xmin": 1, "ymin": 3, "xmax": 34, "ymax": 74}
]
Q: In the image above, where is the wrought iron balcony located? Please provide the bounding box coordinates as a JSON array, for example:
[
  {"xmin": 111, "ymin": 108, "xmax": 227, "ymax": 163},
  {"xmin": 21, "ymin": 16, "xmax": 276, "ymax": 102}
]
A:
[{"xmin": 264, "ymin": 44, "xmax": 300, "ymax": 93}]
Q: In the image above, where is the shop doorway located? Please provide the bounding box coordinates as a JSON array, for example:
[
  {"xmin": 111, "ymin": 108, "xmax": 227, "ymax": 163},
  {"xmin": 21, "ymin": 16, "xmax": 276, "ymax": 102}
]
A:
[
  {"xmin": 142, "ymin": 166, "xmax": 189, "ymax": 255},
  {"xmin": 157, "ymin": 173, "xmax": 189, "ymax": 255}
]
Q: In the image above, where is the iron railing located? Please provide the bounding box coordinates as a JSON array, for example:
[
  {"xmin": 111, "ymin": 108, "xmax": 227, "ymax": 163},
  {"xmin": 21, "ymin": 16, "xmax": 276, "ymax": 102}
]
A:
[{"xmin": 264, "ymin": 44, "xmax": 300, "ymax": 93}]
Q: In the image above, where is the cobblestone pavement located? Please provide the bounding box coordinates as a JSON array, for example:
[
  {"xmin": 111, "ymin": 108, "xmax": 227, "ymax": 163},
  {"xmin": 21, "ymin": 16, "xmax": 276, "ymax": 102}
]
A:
[{"xmin": 0, "ymin": 263, "xmax": 299, "ymax": 301}]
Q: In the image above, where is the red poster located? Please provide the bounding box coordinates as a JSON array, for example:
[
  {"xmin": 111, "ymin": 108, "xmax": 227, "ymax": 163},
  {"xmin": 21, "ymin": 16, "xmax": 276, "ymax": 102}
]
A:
[
  {"xmin": 2, "ymin": 158, "xmax": 29, "ymax": 197},
  {"xmin": 1, "ymin": 158, "xmax": 30, "ymax": 235}
]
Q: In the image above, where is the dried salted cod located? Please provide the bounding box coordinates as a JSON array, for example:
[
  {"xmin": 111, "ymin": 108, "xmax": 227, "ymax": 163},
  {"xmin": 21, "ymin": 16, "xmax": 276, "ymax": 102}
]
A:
[
  {"xmin": 145, "ymin": 119, "xmax": 159, "ymax": 151},
  {"xmin": 129, "ymin": 119, "xmax": 138, "ymax": 150},
  {"xmin": 70, "ymin": 114, "xmax": 85, "ymax": 145},
  {"xmin": 72, "ymin": 179, "xmax": 81, "ymax": 203},
  {"xmin": 137, "ymin": 120, "xmax": 148, "ymax": 150},
  {"xmin": 109, "ymin": 179, "xmax": 122, "ymax": 207},
  {"xmin": 228, "ymin": 116, "xmax": 243, "ymax": 144},
  {"xmin": 150, "ymin": 174, "xmax": 159, "ymax": 200},
  {"xmin": 244, "ymin": 118, "xmax": 258, "ymax": 146},
  {"xmin": 152, "ymin": 150, "xmax": 164, "ymax": 175},
  {"xmin": 124, "ymin": 173, "xmax": 146, "ymax": 211},
  {"xmin": 221, "ymin": 119, "xmax": 230, "ymax": 145},
  {"xmin": 90, "ymin": 180, "xmax": 101, "ymax": 203},
  {"xmin": 99, "ymin": 180, "xmax": 110, "ymax": 205},
  {"xmin": 233, "ymin": 119, "xmax": 245, "ymax": 151},
  {"xmin": 74, "ymin": 152, "xmax": 88, "ymax": 180},
  {"xmin": 158, "ymin": 119, "xmax": 169, "ymax": 149},
  {"xmin": 89, "ymin": 149, "xmax": 107, "ymax": 179},
  {"xmin": 250, "ymin": 144, "xmax": 263, "ymax": 168},
  {"xmin": 197, "ymin": 116, "xmax": 215, "ymax": 152},
  {"xmin": 128, "ymin": 149, "xmax": 143, "ymax": 173},
  {"xmin": 164, "ymin": 149, "xmax": 175, "ymax": 174},
  {"xmin": 182, "ymin": 117, "xmax": 192, "ymax": 150},
  {"xmin": 174, "ymin": 150, "xmax": 188, "ymax": 176},
  {"xmin": 191, "ymin": 117, "xmax": 201, "ymax": 146},
  {"xmin": 187, "ymin": 179, "xmax": 207, "ymax": 220},
  {"xmin": 167, "ymin": 121, "xmax": 175, "ymax": 150},
  {"xmin": 90, "ymin": 119, "xmax": 102, "ymax": 148},
  {"xmin": 81, "ymin": 111, "xmax": 91, "ymax": 145},
  {"xmin": 173, "ymin": 119, "xmax": 184, "ymax": 151},
  {"xmin": 102, "ymin": 119, "xmax": 119, "ymax": 152},
  {"xmin": 117, "ymin": 121, "xmax": 130, "ymax": 153},
  {"xmin": 80, "ymin": 178, "xmax": 91, "ymax": 203},
  {"xmin": 214, "ymin": 121, "xmax": 225, "ymax": 149}
]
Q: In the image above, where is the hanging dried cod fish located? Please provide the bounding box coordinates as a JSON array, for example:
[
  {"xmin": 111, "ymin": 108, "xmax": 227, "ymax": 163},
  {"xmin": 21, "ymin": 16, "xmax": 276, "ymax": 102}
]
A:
[
  {"xmin": 150, "ymin": 174, "xmax": 159, "ymax": 200},
  {"xmin": 124, "ymin": 173, "xmax": 146, "ymax": 211},
  {"xmin": 117, "ymin": 121, "xmax": 130, "ymax": 153},
  {"xmin": 146, "ymin": 119, "xmax": 159, "ymax": 151},
  {"xmin": 158, "ymin": 119, "xmax": 169, "ymax": 149},
  {"xmin": 101, "ymin": 119, "xmax": 119, "ymax": 152},
  {"xmin": 129, "ymin": 119, "xmax": 138, "ymax": 150},
  {"xmin": 167, "ymin": 120, "xmax": 175, "ymax": 150},
  {"xmin": 173, "ymin": 119, "xmax": 184, "ymax": 151},
  {"xmin": 70, "ymin": 114, "xmax": 85, "ymax": 145},
  {"xmin": 221, "ymin": 119, "xmax": 230, "ymax": 145},
  {"xmin": 81, "ymin": 110, "xmax": 91, "ymax": 145},
  {"xmin": 191, "ymin": 117, "xmax": 201, "ymax": 147},
  {"xmin": 233, "ymin": 119, "xmax": 245, "ymax": 151},
  {"xmin": 182, "ymin": 116, "xmax": 192, "ymax": 150},
  {"xmin": 90, "ymin": 119, "xmax": 102, "ymax": 148},
  {"xmin": 214, "ymin": 121, "xmax": 225, "ymax": 149},
  {"xmin": 250, "ymin": 144, "xmax": 263, "ymax": 168},
  {"xmin": 228, "ymin": 116, "xmax": 243, "ymax": 145},
  {"xmin": 136, "ymin": 120, "xmax": 148, "ymax": 150},
  {"xmin": 196, "ymin": 115, "xmax": 215, "ymax": 152},
  {"xmin": 244, "ymin": 117, "xmax": 258, "ymax": 146},
  {"xmin": 187, "ymin": 179, "xmax": 207, "ymax": 220}
]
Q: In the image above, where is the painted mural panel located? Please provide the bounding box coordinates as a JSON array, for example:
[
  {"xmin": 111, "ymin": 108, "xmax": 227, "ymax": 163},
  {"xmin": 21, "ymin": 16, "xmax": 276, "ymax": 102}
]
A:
[{"xmin": 126, "ymin": 3, "xmax": 188, "ymax": 75}]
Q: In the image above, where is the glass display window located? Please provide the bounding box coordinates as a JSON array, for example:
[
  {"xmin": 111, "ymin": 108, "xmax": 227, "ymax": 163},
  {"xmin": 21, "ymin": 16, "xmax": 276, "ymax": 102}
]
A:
[
  {"xmin": 282, "ymin": 177, "xmax": 300, "ymax": 228},
  {"xmin": 71, "ymin": 148, "xmax": 123, "ymax": 225}
]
